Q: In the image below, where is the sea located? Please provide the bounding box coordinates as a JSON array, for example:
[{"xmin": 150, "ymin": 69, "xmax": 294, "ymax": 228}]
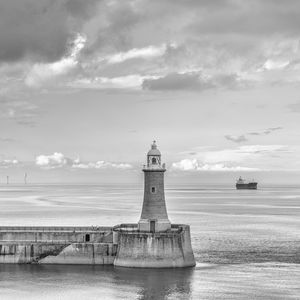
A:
[{"xmin": 0, "ymin": 184, "xmax": 299, "ymax": 300}]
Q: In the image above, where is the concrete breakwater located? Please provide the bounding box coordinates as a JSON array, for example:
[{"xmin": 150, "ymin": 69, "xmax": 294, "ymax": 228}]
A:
[
  {"xmin": 0, "ymin": 226, "xmax": 117, "ymax": 264},
  {"xmin": 0, "ymin": 224, "xmax": 194, "ymax": 267},
  {"xmin": 113, "ymin": 224, "xmax": 195, "ymax": 268},
  {"xmin": 0, "ymin": 243, "xmax": 117, "ymax": 264}
]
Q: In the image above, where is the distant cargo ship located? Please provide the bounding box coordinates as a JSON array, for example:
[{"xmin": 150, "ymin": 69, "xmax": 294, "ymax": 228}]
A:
[{"xmin": 236, "ymin": 176, "xmax": 258, "ymax": 189}]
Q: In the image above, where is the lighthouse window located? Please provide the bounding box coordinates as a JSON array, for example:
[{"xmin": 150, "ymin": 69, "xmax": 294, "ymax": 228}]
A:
[
  {"xmin": 151, "ymin": 187, "xmax": 156, "ymax": 193},
  {"xmin": 152, "ymin": 157, "xmax": 157, "ymax": 164}
]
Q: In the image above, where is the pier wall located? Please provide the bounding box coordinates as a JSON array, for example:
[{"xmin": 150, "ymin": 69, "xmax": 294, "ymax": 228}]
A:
[
  {"xmin": 0, "ymin": 226, "xmax": 113, "ymax": 243},
  {"xmin": 0, "ymin": 242, "xmax": 117, "ymax": 264},
  {"xmin": 0, "ymin": 226, "xmax": 117, "ymax": 265},
  {"xmin": 0, "ymin": 225, "xmax": 195, "ymax": 267},
  {"xmin": 113, "ymin": 224, "xmax": 196, "ymax": 268}
]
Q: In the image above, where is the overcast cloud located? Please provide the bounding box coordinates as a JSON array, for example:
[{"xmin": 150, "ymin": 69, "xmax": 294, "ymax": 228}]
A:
[
  {"xmin": 1, "ymin": 0, "xmax": 300, "ymax": 91},
  {"xmin": 1, "ymin": 1, "xmax": 300, "ymax": 182}
]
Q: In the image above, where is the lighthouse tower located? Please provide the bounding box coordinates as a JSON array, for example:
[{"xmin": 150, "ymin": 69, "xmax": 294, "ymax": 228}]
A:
[
  {"xmin": 138, "ymin": 141, "xmax": 171, "ymax": 232},
  {"xmin": 113, "ymin": 141, "xmax": 196, "ymax": 268}
]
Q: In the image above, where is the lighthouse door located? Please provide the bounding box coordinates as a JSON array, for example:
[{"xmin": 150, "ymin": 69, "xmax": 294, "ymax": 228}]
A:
[{"xmin": 150, "ymin": 220, "xmax": 156, "ymax": 233}]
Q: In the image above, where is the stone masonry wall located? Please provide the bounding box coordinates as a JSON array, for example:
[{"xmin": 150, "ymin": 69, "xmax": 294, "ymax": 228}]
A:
[
  {"xmin": 0, "ymin": 242, "xmax": 117, "ymax": 264},
  {"xmin": 0, "ymin": 226, "xmax": 113, "ymax": 243},
  {"xmin": 141, "ymin": 170, "xmax": 169, "ymax": 220},
  {"xmin": 114, "ymin": 225, "xmax": 195, "ymax": 268}
]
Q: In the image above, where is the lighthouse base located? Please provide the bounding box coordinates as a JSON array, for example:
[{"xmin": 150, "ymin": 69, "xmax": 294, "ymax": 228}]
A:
[
  {"xmin": 113, "ymin": 224, "xmax": 196, "ymax": 268},
  {"xmin": 138, "ymin": 218, "xmax": 171, "ymax": 232}
]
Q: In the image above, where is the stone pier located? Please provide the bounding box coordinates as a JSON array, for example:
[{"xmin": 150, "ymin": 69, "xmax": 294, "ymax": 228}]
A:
[
  {"xmin": 0, "ymin": 142, "xmax": 195, "ymax": 268},
  {"xmin": 0, "ymin": 226, "xmax": 116, "ymax": 264}
]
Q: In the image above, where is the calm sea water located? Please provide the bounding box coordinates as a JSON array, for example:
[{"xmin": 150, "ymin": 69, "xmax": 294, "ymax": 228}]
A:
[{"xmin": 0, "ymin": 184, "xmax": 299, "ymax": 299}]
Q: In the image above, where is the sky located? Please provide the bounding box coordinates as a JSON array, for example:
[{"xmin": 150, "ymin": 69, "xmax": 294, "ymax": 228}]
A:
[{"xmin": 0, "ymin": 0, "xmax": 300, "ymax": 185}]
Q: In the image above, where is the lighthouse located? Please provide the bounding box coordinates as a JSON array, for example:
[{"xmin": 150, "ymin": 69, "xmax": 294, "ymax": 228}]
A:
[
  {"xmin": 113, "ymin": 141, "xmax": 196, "ymax": 268},
  {"xmin": 138, "ymin": 141, "xmax": 171, "ymax": 232}
]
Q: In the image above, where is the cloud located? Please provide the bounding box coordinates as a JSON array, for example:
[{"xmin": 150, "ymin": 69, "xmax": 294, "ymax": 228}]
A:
[
  {"xmin": 72, "ymin": 161, "xmax": 132, "ymax": 170},
  {"xmin": 172, "ymin": 145, "xmax": 290, "ymax": 172},
  {"xmin": 237, "ymin": 145, "xmax": 288, "ymax": 154},
  {"xmin": 105, "ymin": 45, "xmax": 167, "ymax": 64},
  {"xmin": 0, "ymin": 159, "xmax": 19, "ymax": 168},
  {"xmin": 81, "ymin": 1, "xmax": 141, "ymax": 57},
  {"xmin": 172, "ymin": 159, "xmax": 258, "ymax": 172},
  {"xmin": 82, "ymin": 0, "xmax": 300, "ymax": 90},
  {"xmin": 267, "ymin": 127, "xmax": 283, "ymax": 131},
  {"xmin": 225, "ymin": 127, "xmax": 283, "ymax": 144},
  {"xmin": 36, "ymin": 152, "xmax": 72, "ymax": 169},
  {"xmin": 205, "ymin": 145, "xmax": 288, "ymax": 163},
  {"xmin": 35, "ymin": 152, "xmax": 132, "ymax": 170},
  {"xmin": 142, "ymin": 72, "xmax": 207, "ymax": 91},
  {"xmin": 225, "ymin": 135, "xmax": 248, "ymax": 143},
  {"xmin": 0, "ymin": 0, "xmax": 98, "ymax": 63},
  {"xmin": 188, "ymin": 0, "xmax": 300, "ymax": 36},
  {"xmin": 142, "ymin": 72, "xmax": 242, "ymax": 91},
  {"xmin": 2, "ymin": 0, "xmax": 300, "ymax": 92},
  {"xmin": 262, "ymin": 59, "xmax": 290, "ymax": 70},
  {"xmin": 25, "ymin": 34, "xmax": 86, "ymax": 87},
  {"xmin": 71, "ymin": 74, "xmax": 157, "ymax": 89},
  {"xmin": 248, "ymin": 127, "xmax": 283, "ymax": 136}
]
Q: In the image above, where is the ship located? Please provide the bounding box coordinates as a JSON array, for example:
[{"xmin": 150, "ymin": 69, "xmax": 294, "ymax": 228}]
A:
[{"xmin": 236, "ymin": 176, "xmax": 258, "ymax": 190}]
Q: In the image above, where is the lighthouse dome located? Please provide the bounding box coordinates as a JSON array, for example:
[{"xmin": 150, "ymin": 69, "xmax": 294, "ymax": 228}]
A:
[{"xmin": 147, "ymin": 141, "xmax": 161, "ymax": 156}]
